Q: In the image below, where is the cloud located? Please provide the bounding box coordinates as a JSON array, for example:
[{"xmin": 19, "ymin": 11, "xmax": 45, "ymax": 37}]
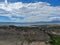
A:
[
  {"xmin": 0, "ymin": 2, "xmax": 60, "ymax": 22},
  {"xmin": 49, "ymin": 17, "xmax": 60, "ymax": 21}
]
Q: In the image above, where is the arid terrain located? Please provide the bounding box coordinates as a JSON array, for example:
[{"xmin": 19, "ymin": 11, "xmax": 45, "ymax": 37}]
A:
[{"xmin": 0, "ymin": 25, "xmax": 60, "ymax": 45}]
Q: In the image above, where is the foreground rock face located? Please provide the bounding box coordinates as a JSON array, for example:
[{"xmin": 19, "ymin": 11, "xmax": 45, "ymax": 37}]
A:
[{"xmin": 0, "ymin": 25, "xmax": 50, "ymax": 41}]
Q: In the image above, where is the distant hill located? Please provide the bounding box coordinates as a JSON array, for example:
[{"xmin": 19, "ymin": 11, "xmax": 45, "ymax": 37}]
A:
[{"xmin": 0, "ymin": 21, "xmax": 60, "ymax": 26}]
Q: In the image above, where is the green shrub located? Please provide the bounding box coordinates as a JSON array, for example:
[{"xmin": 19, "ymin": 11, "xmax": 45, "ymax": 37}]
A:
[{"xmin": 49, "ymin": 35, "xmax": 60, "ymax": 45}]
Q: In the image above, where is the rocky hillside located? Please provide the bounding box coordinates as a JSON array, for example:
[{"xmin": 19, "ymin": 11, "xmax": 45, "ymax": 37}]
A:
[{"xmin": 0, "ymin": 25, "xmax": 60, "ymax": 45}]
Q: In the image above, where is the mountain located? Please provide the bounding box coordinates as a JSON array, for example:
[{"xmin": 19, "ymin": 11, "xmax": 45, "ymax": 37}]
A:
[{"xmin": 0, "ymin": 20, "xmax": 60, "ymax": 26}]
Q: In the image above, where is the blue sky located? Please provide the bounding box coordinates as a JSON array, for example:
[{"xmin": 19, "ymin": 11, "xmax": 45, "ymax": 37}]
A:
[
  {"xmin": 0, "ymin": 0, "xmax": 60, "ymax": 22},
  {"xmin": 19, "ymin": 0, "xmax": 60, "ymax": 6},
  {"xmin": 3, "ymin": 0, "xmax": 60, "ymax": 6},
  {"xmin": 0, "ymin": 0, "xmax": 60, "ymax": 6}
]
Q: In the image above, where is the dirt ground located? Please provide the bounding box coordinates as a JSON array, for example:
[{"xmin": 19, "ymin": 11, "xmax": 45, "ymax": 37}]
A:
[{"xmin": 0, "ymin": 40, "xmax": 50, "ymax": 45}]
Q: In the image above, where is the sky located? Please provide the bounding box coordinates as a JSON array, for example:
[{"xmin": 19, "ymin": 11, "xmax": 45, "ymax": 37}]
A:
[{"xmin": 0, "ymin": 0, "xmax": 60, "ymax": 22}]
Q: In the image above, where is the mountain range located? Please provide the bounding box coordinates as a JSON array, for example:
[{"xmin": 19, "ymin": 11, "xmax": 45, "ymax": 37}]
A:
[{"xmin": 0, "ymin": 20, "xmax": 60, "ymax": 26}]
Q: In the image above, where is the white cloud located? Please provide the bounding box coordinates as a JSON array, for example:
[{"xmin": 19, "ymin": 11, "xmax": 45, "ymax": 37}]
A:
[
  {"xmin": 49, "ymin": 17, "xmax": 60, "ymax": 21},
  {"xmin": 0, "ymin": 2, "xmax": 60, "ymax": 22}
]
